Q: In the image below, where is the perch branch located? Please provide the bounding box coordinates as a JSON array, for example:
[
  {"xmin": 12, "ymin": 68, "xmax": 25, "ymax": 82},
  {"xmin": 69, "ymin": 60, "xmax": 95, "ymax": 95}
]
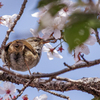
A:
[
  {"xmin": 0, "ymin": 58, "xmax": 100, "ymax": 79},
  {"xmin": 0, "ymin": 73, "xmax": 100, "ymax": 97}
]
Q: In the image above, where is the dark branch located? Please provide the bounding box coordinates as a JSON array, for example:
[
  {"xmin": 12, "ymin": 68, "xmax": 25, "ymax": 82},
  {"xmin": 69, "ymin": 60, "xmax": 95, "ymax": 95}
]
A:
[
  {"xmin": 0, "ymin": 58, "xmax": 100, "ymax": 79},
  {"xmin": 95, "ymin": 29, "xmax": 100, "ymax": 45},
  {"xmin": 80, "ymin": 54, "xmax": 89, "ymax": 64},
  {"xmin": 0, "ymin": 72, "xmax": 100, "ymax": 97}
]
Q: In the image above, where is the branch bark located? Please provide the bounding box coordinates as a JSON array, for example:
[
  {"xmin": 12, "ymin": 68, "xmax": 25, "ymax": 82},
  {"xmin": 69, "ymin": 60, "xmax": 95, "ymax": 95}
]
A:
[
  {"xmin": 0, "ymin": 58, "xmax": 100, "ymax": 79},
  {"xmin": 1, "ymin": 0, "xmax": 28, "ymax": 49},
  {"xmin": 0, "ymin": 72, "xmax": 100, "ymax": 97}
]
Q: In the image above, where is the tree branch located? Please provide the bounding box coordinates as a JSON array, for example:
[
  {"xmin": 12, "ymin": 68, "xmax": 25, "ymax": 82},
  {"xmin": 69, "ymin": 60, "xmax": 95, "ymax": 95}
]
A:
[
  {"xmin": 0, "ymin": 58, "xmax": 100, "ymax": 79},
  {"xmin": 1, "ymin": 0, "xmax": 28, "ymax": 49},
  {"xmin": 95, "ymin": 29, "xmax": 100, "ymax": 45},
  {"xmin": 0, "ymin": 72, "xmax": 100, "ymax": 97},
  {"xmin": 13, "ymin": 80, "xmax": 33, "ymax": 100}
]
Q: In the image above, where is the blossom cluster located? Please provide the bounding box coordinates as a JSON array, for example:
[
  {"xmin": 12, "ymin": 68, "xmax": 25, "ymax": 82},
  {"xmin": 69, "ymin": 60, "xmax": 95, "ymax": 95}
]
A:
[
  {"xmin": 0, "ymin": 0, "xmax": 97, "ymax": 62},
  {"xmin": 0, "ymin": 82, "xmax": 47, "ymax": 100}
]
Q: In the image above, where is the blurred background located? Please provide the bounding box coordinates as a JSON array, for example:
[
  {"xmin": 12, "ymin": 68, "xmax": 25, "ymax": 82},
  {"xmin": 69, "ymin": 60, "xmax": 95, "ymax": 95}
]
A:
[{"xmin": 0, "ymin": 0, "xmax": 100, "ymax": 100}]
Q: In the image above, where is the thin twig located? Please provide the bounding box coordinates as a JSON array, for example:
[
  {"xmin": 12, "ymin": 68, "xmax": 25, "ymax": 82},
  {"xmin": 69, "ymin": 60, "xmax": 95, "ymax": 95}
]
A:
[
  {"xmin": 80, "ymin": 54, "xmax": 89, "ymax": 64},
  {"xmin": 63, "ymin": 62, "xmax": 72, "ymax": 69},
  {"xmin": 1, "ymin": 0, "xmax": 28, "ymax": 49},
  {"xmin": 43, "ymin": 89, "xmax": 70, "ymax": 100},
  {"xmin": 13, "ymin": 80, "xmax": 33, "ymax": 100},
  {"xmin": 95, "ymin": 29, "xmax": 100, "ymax": 45}
]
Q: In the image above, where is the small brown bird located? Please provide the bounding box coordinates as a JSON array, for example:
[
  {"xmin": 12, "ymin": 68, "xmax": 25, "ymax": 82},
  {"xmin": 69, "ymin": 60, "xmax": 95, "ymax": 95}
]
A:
[{"xmin": 1, "ymin": 37, "xmax": 47, "ymax": 73}]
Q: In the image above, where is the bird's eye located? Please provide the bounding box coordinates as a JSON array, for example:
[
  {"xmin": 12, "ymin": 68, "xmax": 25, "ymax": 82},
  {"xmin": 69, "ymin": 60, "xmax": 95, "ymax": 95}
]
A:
[{"xmin": 34, "ymin": 39, "xmax": 38, "ymax": 42}]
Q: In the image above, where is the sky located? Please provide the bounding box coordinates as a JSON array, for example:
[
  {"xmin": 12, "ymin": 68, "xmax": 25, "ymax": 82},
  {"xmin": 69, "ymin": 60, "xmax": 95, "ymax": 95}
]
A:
[{"xmin": 0, "ymin": 0, "xmax": 100, "ymax": 100}]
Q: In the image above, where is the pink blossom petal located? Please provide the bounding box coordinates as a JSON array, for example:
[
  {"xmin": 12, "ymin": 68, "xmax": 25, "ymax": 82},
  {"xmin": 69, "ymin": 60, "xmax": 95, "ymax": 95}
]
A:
[
  {"xmin": 42, "ymin": 27, "xmax": 53, "ymax": 39},
  {"xmin": 45, "ymin": 43, "xmax": 53, "ymax": 49},
  {"xmin": 1, "ymin": 14, "xmax": 17, "ymax": 28},
  {"xmin": 33, "ymin": 96, "xmax": 39, "ymax": 100},
  {"xmin": 31, "ymin": 12, "xmax": 39, "ymax": 17},
  {"xmin": 80, "ymin": 44, "xmax": 90, "ymax": 55},
  {"xmin": 39, "ymin": 94, "xmax": 47, "ymax": 100},
  {"xmin": 33, "ymin": 94, "xmax": 47, "ymax": 100},
  {"xmin": 10, "ymin": 84, "xmax": 16, "ymax": 95},
  {"xmin": 42, "ymin": 46, "xmax": 49, "ymax": 52},
  {"xmin": 58, "ymin": 24, "xmax": 64, "ymax": 30},
  {"xmin": 4, "ymin": 82, "xmax": 16, "ymax": 95},
  {"xmin": 30, "ymin": 28, "xmax": 39, "ymax": 37},
  {"xmin": 42, "ymin": 34, "xmax": 50, "ymax": 40},
  {"xmin": 3, "ymin": 82, "xmax": 10, "ymax": 89},
  {"xmin": 74, "ymin": 56, "xmax": 80, "ymax": 62},
  {"xmin": 11, "ymin": 14, "xmax": 17, "ymax": 20},
  {"xmin": 59, "ymin": 9, "xmax": 67, "ymax": 17},
  {"xmin": 2, "ymin": 15, "xmax": 10, "ymax": 19},
  {"xmin": 53, "ymin": 50, "xmax": 63, "ymax": 59},
  {"xmin": 0, "ymin": 87, "xmax": 5, "ymax": 94},
  {"xmin": 54, "ymin": 29, "xmax": 61, "ymax": 39},
  {"xmin": 47, "ymin": 52, "xmax": 54, "ymax": 60},
  {"xmin": 42, "ymin": 27, "xmax": 53, "ymax": 35},
  {"xmin": 4, "ymin": 94, "xmax": 9, "ymax": 99},
  {"xmin": 53, "ymin": 17, "xmax": 61, "ymax": 26},
  {"xmin": 85, "ymin": 35, "xmax": 96, "ymax": 45}
]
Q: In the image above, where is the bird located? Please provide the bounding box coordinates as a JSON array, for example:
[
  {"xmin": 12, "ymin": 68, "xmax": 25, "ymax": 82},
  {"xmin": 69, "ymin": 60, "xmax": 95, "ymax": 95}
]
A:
[{"xmin": 1, "ymin": 37, "xmax": 48, "ymax": 73}]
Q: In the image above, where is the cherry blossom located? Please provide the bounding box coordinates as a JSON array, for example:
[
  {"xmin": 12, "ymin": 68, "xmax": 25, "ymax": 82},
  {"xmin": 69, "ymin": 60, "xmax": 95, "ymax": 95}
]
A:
[
  {"xmin": 0, "ymin": 82, "xmax": 16, "ymax": 99},
  {"xmin": 42, "ymin": 16, "xmax": 64, "ymax": 39},
  {"xmin": 22, "ymin": 95, "xmax": 29, "ymax": 100},
  {"xmin": 30, "ymin": 28, "xmax": 39, "ymax": 37},
  {"xmin": 42, "ymin": 43, "xmax": 63, "ymax": 60},
  {"xmin": 74, "ymin": 35, "xmax": 97, "ymax": 62},
  {"xmin": 0, "ymin": 14, "xmax": 17, "ymax": 29},
  {"xmin": 58, "ymin": 46, "xmax": 64, "ymax": 52},
  {"xmin": 59, "ymin": 0, "xmax": 76, "ymax": 17},
  {"xmin": 31, "ymin": 5, "xmax": 50, "ymax": 21},
  {"xmin": 33, "ymin": 94, "xmax": 47, "ymax": 100}
]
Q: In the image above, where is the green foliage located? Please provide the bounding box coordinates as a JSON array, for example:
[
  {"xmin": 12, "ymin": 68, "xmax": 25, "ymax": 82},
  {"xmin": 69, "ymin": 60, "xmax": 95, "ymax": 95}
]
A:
[
  {"xmin": 37, "ymin": 0, "xmax": 66, "ymax": 16},
  {"xmin": 48, "ymin": 4, "xmax": 66, "ymax": 16},
  {"xmin": 92, "ymin": 97, "xmax": 100, "ymax": 100},
  {"xmin": 63, "ymin": 13, "xmax": 100, "ymax": 51},
  {"xmin": 37, "ymin": 0, "xmax": 59, "ymax": 8}
]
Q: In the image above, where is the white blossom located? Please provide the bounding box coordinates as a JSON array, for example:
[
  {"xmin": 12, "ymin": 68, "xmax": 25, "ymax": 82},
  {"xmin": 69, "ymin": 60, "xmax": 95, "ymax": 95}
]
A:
[
  {"xmin": 1, "ymin": 14, "xmax": 17, "ymax": 29},
  {"xmin": 30, "ymin": 28, "xmax": 39, "ymax": 37},
  {"xmin": 74, "ymin": 35, "xmax": 97, "ymax": 62},
  {"xmin": 31, "ymin": 5, "xmax": 50, "ymax": 20},
  {"xmin": 59, "ymin": 0, "xmax": 77, "ymax": 17},
  {"xmin": 33, "ymin": 94, "xmax": 47, "ymax": 100},
  {"xmin": 0, "ymin": 82, "xmax": 16, "ymax": 99},
  {"xmin": 42, "ymin": 43, "xmax": 63, "ymax": 60},
  {"xmin": 42, "ymin": 16, "xmax": 64, "ymax": 39}
]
